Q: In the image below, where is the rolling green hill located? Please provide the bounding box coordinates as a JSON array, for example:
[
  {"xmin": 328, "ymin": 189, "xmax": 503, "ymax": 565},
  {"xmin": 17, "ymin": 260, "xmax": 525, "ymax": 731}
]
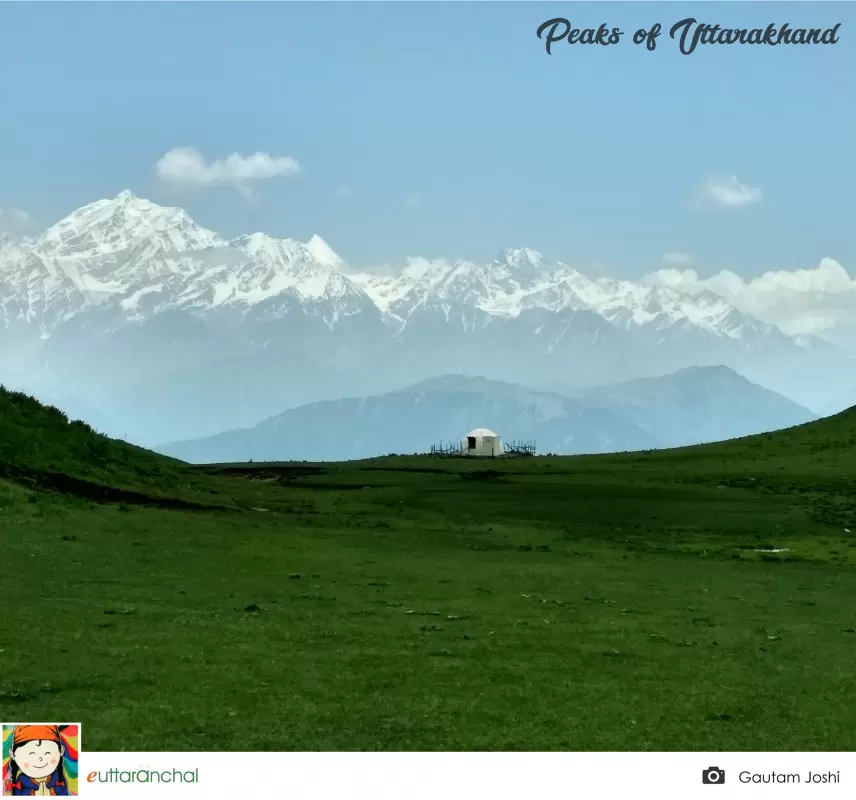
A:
[{"xmin": 2, "ymin": 387, "xmax": 856, "ymax": 751}]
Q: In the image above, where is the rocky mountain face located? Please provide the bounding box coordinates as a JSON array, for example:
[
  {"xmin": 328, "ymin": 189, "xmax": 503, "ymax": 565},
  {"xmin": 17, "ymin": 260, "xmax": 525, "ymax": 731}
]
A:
[{"xmin": 0, "ymin": 191, "xmax": 848, "ymax": 446}]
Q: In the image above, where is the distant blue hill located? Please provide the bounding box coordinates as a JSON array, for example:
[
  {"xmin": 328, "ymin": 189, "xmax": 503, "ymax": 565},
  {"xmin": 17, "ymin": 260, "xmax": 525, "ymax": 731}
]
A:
[{"xmin": 157, "ymin": 365, "xmax": 816, "ymax": 464}]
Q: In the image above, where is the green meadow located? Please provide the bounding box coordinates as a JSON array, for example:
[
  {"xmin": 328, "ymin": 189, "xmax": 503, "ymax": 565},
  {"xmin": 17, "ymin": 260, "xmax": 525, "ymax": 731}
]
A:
[{"xmin": 2, "ymin": 387, "xmax": 856, "ymax": 750}]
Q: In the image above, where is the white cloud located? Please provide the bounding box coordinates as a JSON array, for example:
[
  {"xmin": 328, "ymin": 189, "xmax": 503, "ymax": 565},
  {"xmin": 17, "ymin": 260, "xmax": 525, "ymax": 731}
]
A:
[
  {"xmin": 699, "ymin": 174, "xmax": 762, "ymax": 208},
  {"xmin": 580, "ymin": 259, "xmax": 612, "ymax": 277},
  {"xmin": 646, "ymin": 258, "xmax": 856, "ymax": 344},
  {"xmin": 155, "ymin": 147, "xmax": 301, "ymax": 192},
  {"xmin": 661, "ymin": 252, "xmax": 696, "ymax": 267},
  {"xmin": 0, "ymin": 208, "xmax": 34, "ymax": 235}
]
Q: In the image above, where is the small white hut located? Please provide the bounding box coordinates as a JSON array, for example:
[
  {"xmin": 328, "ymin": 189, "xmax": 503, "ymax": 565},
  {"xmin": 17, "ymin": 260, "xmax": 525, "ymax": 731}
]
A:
[{"xmin": 462, "ymin": 428, "xmax": 502, "ymax": 457}]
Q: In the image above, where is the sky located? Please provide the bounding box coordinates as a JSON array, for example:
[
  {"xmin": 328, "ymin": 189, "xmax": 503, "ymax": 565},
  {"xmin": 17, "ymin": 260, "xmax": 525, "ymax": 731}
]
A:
[{"xmin": 0, "ymin": 1, "xmax": 854, "ymax": 278}]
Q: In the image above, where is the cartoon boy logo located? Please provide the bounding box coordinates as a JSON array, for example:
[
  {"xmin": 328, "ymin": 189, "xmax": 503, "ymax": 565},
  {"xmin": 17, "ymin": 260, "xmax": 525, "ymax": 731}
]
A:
[{"xmin": 3, "ymin": 725, "xmax": 74, "ymax": 796}]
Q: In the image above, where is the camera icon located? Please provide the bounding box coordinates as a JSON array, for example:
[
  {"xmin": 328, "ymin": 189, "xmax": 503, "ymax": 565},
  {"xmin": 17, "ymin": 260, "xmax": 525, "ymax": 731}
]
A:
[{"xmin": 702, "ymin": 766, "xmax": 726, "ymax": 785}]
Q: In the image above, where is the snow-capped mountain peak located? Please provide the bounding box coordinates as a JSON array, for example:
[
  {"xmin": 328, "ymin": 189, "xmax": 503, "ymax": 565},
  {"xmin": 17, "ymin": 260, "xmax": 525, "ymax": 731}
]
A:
[
  {"xmin": 496, "ymin": 247, "xmax": 545, "ymax": 270},
  {"xmin": 222, "ymin": 232, "xmax": 362, "ymax": 301},
  {"xmin": 35, "ymin": 191, "xmax": 223, "ymax": 262},
  {"xmin": 305, "ymin": 234, "xmax": 347, "ymax": 271},
  {"xmin": 0, "ymin": 192, "xmax": 379, "ymax": 334}
]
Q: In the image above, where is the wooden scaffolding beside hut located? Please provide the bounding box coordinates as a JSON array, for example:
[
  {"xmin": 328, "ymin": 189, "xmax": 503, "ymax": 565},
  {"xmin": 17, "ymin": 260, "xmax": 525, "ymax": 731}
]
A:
[
  {"xmin": 430, "ymin": 441, "xmax": 464, "ymax": 457},
  {"xmin": 503, "ymin": 440, "xmax": 536, "ymax": 457}
]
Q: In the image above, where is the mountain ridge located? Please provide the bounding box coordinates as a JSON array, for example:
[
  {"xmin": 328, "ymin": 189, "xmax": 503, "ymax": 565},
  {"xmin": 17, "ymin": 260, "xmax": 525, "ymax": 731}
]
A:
[
  {"xmin": 157, "ymin": 366, "xmax": 816, "ymax": 464},
  {"xmin": 571, "ymin": 364, "xmax": 817, "ymax": 448}
]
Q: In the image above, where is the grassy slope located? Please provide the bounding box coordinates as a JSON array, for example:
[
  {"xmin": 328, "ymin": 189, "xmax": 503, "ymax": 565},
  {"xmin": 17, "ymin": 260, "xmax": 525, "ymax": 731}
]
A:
[
  {"xmin": 0, "ymin": 386, "xmax": 231, "ymax": 506},
  {"xmin": 2, "ymin": 388, "xmax": 856, "ymax": 751}
]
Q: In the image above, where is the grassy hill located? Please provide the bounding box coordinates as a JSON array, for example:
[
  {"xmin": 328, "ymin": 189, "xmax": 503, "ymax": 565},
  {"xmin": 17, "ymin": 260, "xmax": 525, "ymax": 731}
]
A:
[
  {"xmin": 0, "ymin": 386, "xmax": 228, "ymax": 506},
  {"xmin": 2, "ymin": 387, "xmax": 856, "ymax": 751}
]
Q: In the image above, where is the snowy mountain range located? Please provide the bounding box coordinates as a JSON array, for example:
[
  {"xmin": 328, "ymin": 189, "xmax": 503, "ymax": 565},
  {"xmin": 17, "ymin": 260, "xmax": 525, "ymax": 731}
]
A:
[
  {"xmin": 0, "ymin": 191, "xmax": 852, "ymax": 446},
  {"xmin": 353, "ymin": 247, "xmax": 789, "ymax": 344}
]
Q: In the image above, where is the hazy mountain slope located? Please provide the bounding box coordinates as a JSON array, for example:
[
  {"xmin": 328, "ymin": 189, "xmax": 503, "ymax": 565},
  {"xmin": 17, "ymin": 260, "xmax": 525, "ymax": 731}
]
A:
[
  {"xmin": 158, "ymin": 376, "xmax": 655, "ymax": 464},
  {"xmin": 573, "ymin": 365, "xmax": 817, "ymax": 447},
  {"xmin": 2, "ymin": 191, "xmax": 851, "ymax": 445}
]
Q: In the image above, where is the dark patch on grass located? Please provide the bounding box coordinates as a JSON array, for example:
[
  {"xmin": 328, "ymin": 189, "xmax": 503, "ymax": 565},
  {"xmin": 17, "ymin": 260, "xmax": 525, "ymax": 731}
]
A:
[
  {"xmin": 362, "ymin": 466, "xmax": 453, "ymax": 475},
  {"xmin": 460, "ymin": 470, "xmax": 506, "ymax": 482},
  {"xmin": 0, "ymin": 687, "xmax": 37, "ymax": 703},
  {"xmin": 0, "ymin": 464, "xmax": 224, "ymax": 511}
]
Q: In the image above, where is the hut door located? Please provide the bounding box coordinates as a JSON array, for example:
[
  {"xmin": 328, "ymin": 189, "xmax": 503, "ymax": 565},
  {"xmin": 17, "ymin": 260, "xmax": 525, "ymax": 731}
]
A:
[{"xmin": 467, "ymin": 436, "xmax": 476, "ymax": 449}]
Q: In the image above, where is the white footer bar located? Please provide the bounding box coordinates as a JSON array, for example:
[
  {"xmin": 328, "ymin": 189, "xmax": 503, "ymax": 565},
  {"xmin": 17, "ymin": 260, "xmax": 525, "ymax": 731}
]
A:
[{"xmin": 78, "ymin": 752, "xmax": 850, "ymax": 798}]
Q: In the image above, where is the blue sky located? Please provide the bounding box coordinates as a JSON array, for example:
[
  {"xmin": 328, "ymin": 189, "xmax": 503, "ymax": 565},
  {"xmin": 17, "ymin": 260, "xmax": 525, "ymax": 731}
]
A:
[{"xmin": 0, "ymin": 2, "xmax": 853, "ymax": 277}]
